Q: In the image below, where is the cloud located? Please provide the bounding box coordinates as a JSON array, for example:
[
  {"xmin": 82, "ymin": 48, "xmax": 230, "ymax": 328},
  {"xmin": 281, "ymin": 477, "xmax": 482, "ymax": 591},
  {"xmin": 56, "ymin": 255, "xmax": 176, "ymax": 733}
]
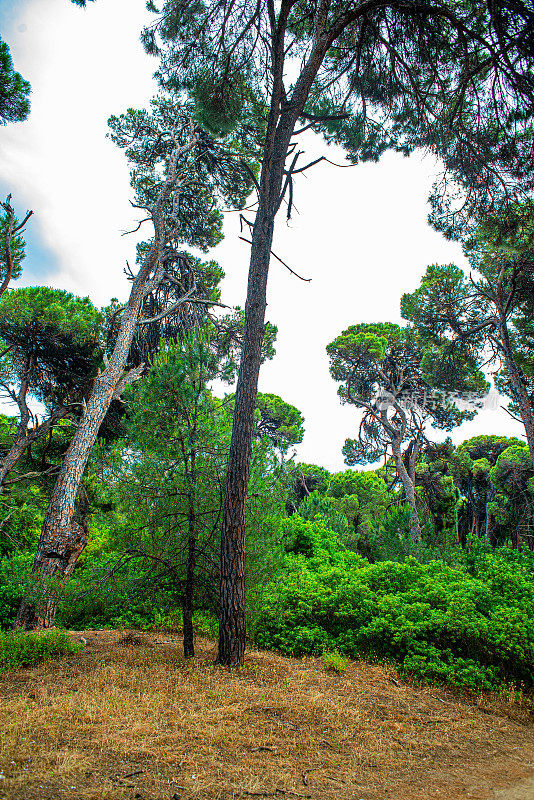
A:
[{"xmin": 0, "ymin": 0, "xmax": 526, "ymax": 469}]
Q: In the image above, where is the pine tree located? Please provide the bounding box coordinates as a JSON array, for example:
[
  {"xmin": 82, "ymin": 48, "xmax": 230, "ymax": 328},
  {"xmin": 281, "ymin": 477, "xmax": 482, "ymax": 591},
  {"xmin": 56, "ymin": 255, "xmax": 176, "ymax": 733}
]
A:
[{"xmin": 146, "ymin": 0, "xmax": 534, "ymax": 665}]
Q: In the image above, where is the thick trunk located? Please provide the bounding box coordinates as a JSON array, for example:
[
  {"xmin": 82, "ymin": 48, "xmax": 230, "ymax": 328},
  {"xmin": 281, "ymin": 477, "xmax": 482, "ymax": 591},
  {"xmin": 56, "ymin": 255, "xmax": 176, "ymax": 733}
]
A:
[
  {"xmin": 391, "ymin": 440, "xmax": 421, "ymax": 542},
  {"xmin": 497, "ymin": 308, "xmax": 534, "ymax": 470},
  {"xmin": 216, "ymin": 20, "xmax": 334, "ymax": 666},
  {"xmin": 15, "ymin": 303, "xmax": 145, "ymax": 629}
]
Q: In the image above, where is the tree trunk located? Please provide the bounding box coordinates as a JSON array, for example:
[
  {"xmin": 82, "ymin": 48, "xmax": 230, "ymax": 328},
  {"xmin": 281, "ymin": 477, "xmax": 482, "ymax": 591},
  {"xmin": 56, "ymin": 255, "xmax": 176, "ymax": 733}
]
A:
[
  {"xmin": 14, "ymin": 308, "xmax": 142, "ymax": 629},
  {"xmin": 0, "ymin": 405, "xmax": 70, "ymax": 491},
  {"xmin": 496, "ymin": 306, "xmax": 534, "ymax": 470},
  {"xmin": 16, "ymin": 487, "xmax": 89, "ymax": 628},
  {"xmin": 183, "ymin": 448, "xmax": 197, "ymax": 660},
  {"xmin": 216, "ymin": 18, "xmax": 333, "ymax": 666},
  {"xmin": 217, "ymin": 204, "xmax": 275, "ymax": 665},
  {"xmin": 182, "ymin": 529, "xmax": 196, "ymax": 659},
  {"xmin": 15, "ymin": 134, "xmax": 195, "ymax": 630},
  {"xmin": 391, "ymin": 439, "xmax": 421, "ymax": 542}
]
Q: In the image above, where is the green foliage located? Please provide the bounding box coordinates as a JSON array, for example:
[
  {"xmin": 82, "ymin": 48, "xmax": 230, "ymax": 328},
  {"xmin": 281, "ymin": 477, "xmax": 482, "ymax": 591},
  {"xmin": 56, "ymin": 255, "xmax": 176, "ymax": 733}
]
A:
[
  {"xmin": 0, "ymin": 630, "xmax": 81, "ymax": 670},
  {"xmin": 188, "ymin": 67, "xmax": 252, "ymax": 137},
  {"xmin": 254, "ymin": 547, "xmax": 534, "ymax": 691},
  {"xmin": 401, "ymin": 251, "xmax": 534, "ymax": 449},
  {"xmin": 401, "ymin": 264, "xmax": 487, "ymax": 344},
  {"xmin": 108, "ymin": 95, "xmax": 260, "ymax": 252},
  {"xmin": 0, "ymin": 211, "xmax": 25, "ymax": 281},
  {"xmin": 56, "ymin": 554, "xmax": 183, "ymax": 630},
  {"xmin": 0, "ymin": 38, "xmax": 30, "ymax": 124},
  {"xmin": 0, "ymin": 286, "xmax": 100, "ymax": 345},
  {"xmin": 322, "ymin": 649, "xmax": 349, "ymax": 673},
  {"xmin": 0, "ymin": 551, "xmax": 33, "ymax": 629},
  {"xmin": 255, "ymin": 392, "xmax": 304, "ymax": 453},
  {"xmin": 0, "ymin": 287, "xmax": 102, "ymax": 407},
  {"xmin": 297, "ymin": 492, "xmax": 350, "ymax": 539},
  {"xmin": 328, "ymin": 321, "xmax": 488, "ymax": 468},
  {"xmin": 278, "ymin": 515, "xmax": 343, "ymax": 562},
  {"xmin": 488, "ymin": 445, "xmax": 534, "ymax": 535},
  {"xmin": 287, "ymin": 462, "xmax": 331, "ymax": 508}
]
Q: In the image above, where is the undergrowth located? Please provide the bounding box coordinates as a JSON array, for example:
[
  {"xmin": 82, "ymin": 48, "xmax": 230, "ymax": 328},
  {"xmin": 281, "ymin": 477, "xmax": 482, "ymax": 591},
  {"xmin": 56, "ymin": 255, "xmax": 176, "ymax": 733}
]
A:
[
  {"xmin": 253, "ymin": 542, "xmax": 534, "ymax": 692},
  {"xmin": 0, "ymin": 630, "xmax": 82, "ymax": 670}
]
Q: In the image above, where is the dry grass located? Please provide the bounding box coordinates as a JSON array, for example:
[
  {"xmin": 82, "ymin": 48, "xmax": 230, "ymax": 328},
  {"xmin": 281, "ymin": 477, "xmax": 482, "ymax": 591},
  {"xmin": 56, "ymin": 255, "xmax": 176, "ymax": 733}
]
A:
[{"xmin": 0, "ymin": 629, "xmax": 533, "ymax": 800}]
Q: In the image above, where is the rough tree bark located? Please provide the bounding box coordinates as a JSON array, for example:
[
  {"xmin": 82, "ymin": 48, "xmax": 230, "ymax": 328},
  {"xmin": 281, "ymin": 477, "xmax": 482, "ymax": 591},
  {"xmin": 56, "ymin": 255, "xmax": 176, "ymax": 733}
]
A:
[
  {"xmin": 495, "ymin": 305, "xmax": 534, "ymax": 471},
  {"xmin": 217, "ymin": 2, "xmax": 347, "ymax": 665},
  {"xmin": 15, "ymin": 133, "xmax": 199, "ymax": 630},
  {"xmin": 182, "ymin": 424, "xmax": 197, "ymax": 659},
  {"xmin": 391, "ymin": 438, "xmax": 422, "ymax": 542}
]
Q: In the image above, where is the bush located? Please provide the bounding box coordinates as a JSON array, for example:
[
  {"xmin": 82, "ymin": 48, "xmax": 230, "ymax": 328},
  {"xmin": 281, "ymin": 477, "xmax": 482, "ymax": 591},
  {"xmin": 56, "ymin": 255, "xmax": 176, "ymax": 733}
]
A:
[
  {"xmin": 0, "ymin": 629, "xmax": 82, "ymax": 669},
  {"xmin": 0, "ymin": 551, "xmax": 33, "ymax": 629},
  {"xmin": 253, "ymin": 549, "xmax": 534, "ymax": 691},
  {"xmin": 322, "ymin": 649, "xmax": 349, "ymax": 673}
]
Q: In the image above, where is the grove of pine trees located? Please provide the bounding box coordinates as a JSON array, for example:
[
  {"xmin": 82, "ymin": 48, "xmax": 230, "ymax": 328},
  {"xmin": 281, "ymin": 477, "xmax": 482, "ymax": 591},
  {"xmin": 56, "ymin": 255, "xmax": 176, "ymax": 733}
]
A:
[{"xmin": 1, "ymin": 0, "xmax": 534, "ymax": 693}]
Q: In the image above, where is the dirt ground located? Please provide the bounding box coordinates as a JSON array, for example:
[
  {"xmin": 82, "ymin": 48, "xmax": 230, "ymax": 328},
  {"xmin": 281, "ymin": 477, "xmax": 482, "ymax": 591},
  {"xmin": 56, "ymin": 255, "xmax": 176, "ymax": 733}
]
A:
[{"xmin": 0, "ymin": 629, "xmax": 533, "ymax": 800}]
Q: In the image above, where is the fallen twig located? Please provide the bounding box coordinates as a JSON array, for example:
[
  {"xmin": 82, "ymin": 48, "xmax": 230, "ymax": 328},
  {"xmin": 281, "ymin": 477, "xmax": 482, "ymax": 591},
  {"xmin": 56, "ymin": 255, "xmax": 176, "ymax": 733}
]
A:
[{"xmin": 302, "ymin": 766, "xmax": 324, "ymax": 786}]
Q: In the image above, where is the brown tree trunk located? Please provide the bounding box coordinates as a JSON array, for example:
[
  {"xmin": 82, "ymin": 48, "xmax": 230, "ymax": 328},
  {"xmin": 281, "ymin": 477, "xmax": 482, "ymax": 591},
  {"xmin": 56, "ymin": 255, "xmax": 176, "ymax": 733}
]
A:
[
  {"xmin": 14, "ymin": 133, "xmax": 194, "ymax": 630},
  {"xmin": 217, "ymin": 204, "xmax": 275, "ymax": 665},
  {"xmin": 14, "ymin": 305, "xmax": 144, "ymax": 629},
  {"xmin": 391, "ymin": 439, "xmax": 421, "ymax": 542},
  {"xmin": 216, "ymin": 7, "xmax": 334, "ymax": 666},
  {"xmin": 496, "ymin": 306, "xmax": 534, "ymax": 470},
  {"xmin": 183, "ymin": 447, "xmax": 196, "ymax": 659},
  {"xmin": 183, "ymin": 529, "xmax": 196, "ymax": 659}
]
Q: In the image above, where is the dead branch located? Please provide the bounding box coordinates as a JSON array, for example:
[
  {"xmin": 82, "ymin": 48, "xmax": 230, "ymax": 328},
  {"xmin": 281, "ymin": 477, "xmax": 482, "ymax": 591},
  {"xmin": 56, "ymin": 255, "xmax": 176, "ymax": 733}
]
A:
[{"xmin": 238, "ymin": 237, "xmax": 311, "ymax": 281}]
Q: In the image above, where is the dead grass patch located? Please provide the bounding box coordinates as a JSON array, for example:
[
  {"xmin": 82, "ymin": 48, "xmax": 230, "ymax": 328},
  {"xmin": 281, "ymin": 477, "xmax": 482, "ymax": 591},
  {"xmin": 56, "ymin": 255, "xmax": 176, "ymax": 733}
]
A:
[{"xmin": 0, "ymin": 629, "xmax": 533, "ymax": 800}]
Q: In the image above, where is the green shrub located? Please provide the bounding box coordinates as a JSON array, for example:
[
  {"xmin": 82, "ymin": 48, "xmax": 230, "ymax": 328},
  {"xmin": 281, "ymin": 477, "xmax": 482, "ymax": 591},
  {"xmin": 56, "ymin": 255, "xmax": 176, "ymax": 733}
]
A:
[
  {"xmin": 0, "ymin": 629, "xmax": 82, "ymax": 669},
  {"xmin": 254, "ymin": 549, "xmax": 534, "ymax": 691},
  {"xmin": 322, "ymin": 649, "xmax": 349, "ymax": 673},
  {"xmin": 0, "ymin": 551, "xmax": 33, "ymax": 629}
]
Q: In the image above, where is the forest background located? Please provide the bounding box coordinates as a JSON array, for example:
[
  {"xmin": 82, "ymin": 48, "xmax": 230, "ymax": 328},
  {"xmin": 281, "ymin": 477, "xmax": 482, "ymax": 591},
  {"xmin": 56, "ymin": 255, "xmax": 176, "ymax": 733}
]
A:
[
  {"xmin": 0, "ymin": 0, "xmax": 524, "ymax": 471},
  {"xmin": 0, "ymin": 0, "xmax": 534, "ymax": 692}
]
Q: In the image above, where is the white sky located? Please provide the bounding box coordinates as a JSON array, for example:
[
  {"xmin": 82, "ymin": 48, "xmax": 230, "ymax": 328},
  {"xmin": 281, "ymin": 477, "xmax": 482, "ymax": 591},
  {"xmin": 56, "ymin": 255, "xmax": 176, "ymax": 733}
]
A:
[{"xmin": 0, "ymin": 0, "xmax": 525, "ymax": 471}]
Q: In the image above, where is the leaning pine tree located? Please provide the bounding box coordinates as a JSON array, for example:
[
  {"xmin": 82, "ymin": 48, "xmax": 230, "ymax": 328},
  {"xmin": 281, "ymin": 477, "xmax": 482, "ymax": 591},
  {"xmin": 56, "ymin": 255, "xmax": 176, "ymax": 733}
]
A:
[
  {"xmin": 16, "ymin": 98, "xmax": 257, "ymax": 629},
  {"xmin": 146, "ymin": 0, "xmax": 534, "ymax": 664}
]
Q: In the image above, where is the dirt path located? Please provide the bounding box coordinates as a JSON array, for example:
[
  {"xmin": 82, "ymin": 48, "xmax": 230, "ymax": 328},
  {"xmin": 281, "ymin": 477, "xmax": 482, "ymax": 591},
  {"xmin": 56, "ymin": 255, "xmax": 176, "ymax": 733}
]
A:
[
  {"xmin": 0, "ymin": 629, "xmax": 533, "ymax": 800},
  {"xmin": 492, "ymin": 775, "xmax": 534, "ymax": 799}
]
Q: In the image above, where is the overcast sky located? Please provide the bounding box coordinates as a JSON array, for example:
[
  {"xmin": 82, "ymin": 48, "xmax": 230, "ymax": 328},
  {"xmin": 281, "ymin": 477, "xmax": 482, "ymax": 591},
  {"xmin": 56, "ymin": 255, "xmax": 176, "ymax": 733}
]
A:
[{"xmin": 0, "ymin": 0, "xmax": 525, "ymax": 470}]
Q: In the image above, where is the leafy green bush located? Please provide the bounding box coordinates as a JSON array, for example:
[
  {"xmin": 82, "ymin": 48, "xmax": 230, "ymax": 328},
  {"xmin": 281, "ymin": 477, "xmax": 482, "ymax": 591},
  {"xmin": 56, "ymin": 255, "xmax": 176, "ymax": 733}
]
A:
[
  {"xmin": 277, "ymin": 515, "xmax": 343, "ymax": 561},
  {"xmin": 0, "ymin": 629, "xmax": 82, "ymax": 669},
  {"xmin": 0, "ymin": 551, "xmax": 33, "ymax": 629},
  {"xmin": 253, "ymin": 548, "xmax": 534, "ymax": 691},
  {"xmin": 322, "ymin": 649, "xmax": 349, "ymax": 673}
]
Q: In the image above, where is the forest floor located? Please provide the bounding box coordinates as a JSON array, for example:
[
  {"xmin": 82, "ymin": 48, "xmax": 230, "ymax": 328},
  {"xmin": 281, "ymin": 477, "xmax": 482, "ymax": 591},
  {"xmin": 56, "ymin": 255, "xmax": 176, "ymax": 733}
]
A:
[{"xmin": 0, "ymin": 630, "xmax": 534, "ymax": 800}]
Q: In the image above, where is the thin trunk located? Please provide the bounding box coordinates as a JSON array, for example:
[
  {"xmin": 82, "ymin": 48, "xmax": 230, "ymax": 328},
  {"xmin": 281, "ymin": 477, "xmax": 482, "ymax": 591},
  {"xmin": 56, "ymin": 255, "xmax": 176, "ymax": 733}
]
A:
[
  {"xmin": 217, "ymin": 11, "xmax": 333, "ymax": 667},
  {"xmin": 183, "ymin": 447, "xmax": 196, "ymax": 659},
  {"xmin": 391, "ymin": 439, "xmax": 421, "ymax": 542},
  {"xmin": 0, "ymin": 405, "xmax": 70, "ymax": 490}
]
